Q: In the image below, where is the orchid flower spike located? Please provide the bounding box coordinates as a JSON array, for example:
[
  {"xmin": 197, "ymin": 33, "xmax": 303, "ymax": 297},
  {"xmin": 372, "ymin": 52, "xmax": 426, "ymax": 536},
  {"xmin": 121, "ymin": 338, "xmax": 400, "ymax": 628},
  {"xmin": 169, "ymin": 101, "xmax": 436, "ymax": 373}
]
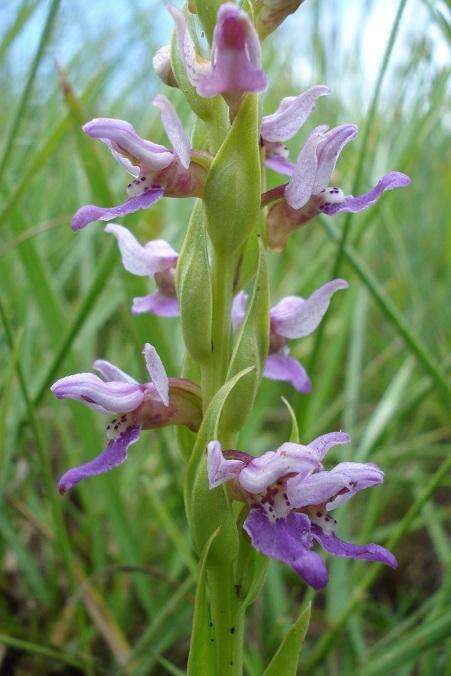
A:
[
  {"xmin": 207, "ymin": 435, "xmax": 397, "ymax": 590},
  {"xmin": 233, "ymin": 279, "xmax": 348, "ymax": 392},
  {"xmin": 105, "ymin": 224, "xmax": 179, "ymax": 317},
  {"xmin": 261, "ymin": 84, "xmax": 330, "ymax": 175},
  {"xmin": 51, "ymin": 344, "xmax": 202, "ymax": 494},
  {"xmin": 72, "ymin": 95, "xmax": 208, "ymax": 231},
  {"xmin": 265, "ymin": 123, "xmax": 411, "ymax": 250},
  {"xmin": 169, "ymin": 3, "xmax": 267, "ymax": 112}
]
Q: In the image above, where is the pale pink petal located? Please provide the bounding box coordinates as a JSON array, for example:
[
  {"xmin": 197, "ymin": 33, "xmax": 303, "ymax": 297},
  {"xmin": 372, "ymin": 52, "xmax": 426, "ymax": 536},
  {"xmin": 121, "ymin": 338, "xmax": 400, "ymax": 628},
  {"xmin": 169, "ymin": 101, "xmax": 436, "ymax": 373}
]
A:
[
  {"xmin": 321, "ymin": 171, "xmax": 411, "ymax": 215},
  {"xmin": 285, "ymin": 128, "xmax": 324, "ymax": 210},
  {"xmin": 105, "ymin": 223, "xmax": 178, "ymax": 276},
  {"xmin": 313, "ymin": 124, "xmax": 358, "ymax": 194},
  {"xmin": 83, "ymin": 118, "xmax": 173, "ymax": 170},
  {"xmin": 307, "ymin": 432, "xmax": 350, "ymax": 461},
  {"xmin": 92, "ymin": 359, "xmax": 138, "ymax": 384},
  {"xmin": 261, "ymin": 85, "xmax": 330, "ymax": 142},
  {"xmin": 231, "ymin": 291, "xmax": 248, "ymax": 332},
  {"xmin": 51, "ymin": 373, "xmax": 144, "ymax": 414},
  {"xmin": 207, "ymin": 440, "xmax": 245, "ymax": 488},
  {"xmin": 153, "ymin": 94, "xmax": 191, "ymax": 169},
  {"xmin": 270, "ymin": 279, "xmax": 349, "ymax": 339},
  {"xmin": 132, "ymin": 292, "xmax": 180, "ymax": 317},
  {"xmin": 238, "ymin": 443, "xmax": 320, "ymax": 494},
  {"xmin": 264, "ymin": 353, "xmax": 311, "ymax": 393},
  {"xmin": 143, "ymin": 343, "xmax": 169, "ymax": 406}
]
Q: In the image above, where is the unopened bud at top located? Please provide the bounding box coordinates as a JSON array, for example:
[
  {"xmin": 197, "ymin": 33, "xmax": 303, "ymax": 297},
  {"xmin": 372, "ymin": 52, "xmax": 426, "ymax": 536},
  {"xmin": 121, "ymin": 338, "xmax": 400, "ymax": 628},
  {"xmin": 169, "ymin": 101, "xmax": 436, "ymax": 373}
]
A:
[
  {"xmin": 255, "ymin": 0, "xmax": 305, "ymax": 38},
  {"xmin": 153, "ymin": 45, "xmax": 178, "ymax": 88}
]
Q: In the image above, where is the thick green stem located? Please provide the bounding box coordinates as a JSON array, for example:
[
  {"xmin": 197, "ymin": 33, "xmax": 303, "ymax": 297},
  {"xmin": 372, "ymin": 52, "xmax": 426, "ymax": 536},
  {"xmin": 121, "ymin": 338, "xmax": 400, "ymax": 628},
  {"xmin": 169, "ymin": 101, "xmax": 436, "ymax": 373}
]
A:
[
  {"xmin": 209, "ymin": 566, "xmax": 245, "ymax": 675},
  {"xmin": 204, "ymin": 249, "xmax": 236, "ymax": 405}
]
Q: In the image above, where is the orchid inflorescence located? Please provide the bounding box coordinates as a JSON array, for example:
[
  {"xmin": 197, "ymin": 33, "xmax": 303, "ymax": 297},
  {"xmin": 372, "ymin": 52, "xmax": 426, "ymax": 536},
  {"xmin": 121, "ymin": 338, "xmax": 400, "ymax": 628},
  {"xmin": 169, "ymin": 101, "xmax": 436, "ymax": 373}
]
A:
[{"xmin": 51, "ymin": 2, "xmax": 409, "ymax": 672}]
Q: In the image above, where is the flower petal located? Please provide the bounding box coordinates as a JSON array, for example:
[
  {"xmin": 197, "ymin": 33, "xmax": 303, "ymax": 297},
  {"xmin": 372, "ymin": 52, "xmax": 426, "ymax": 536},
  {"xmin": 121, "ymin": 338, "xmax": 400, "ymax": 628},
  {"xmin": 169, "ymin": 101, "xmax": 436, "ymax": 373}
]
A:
[
  {"xmin": 238, "ymin": 443, "xmax": 320, "ymax": 494},
  {"xmin": 243, "ymin": 508, "xmax": 328, "ymax": 590},
  {"xmin": 311, "ymin": 525, "xmax": 397, "ymax": 568},
  {"xmin": 71, "ymin": 188, "xmax": 165, "ymax": 231},
  {"xmin": 105, "ymin": 224, "xmax": 178, "ymax": 276},
  {"xmin": 83, "ymin": 118, "xmax": 173, "ymax": 170},
  {"xmin": 57, "ymin": 425, "xmax": 141, "ymax": 495},
  {"xmin": 169, "ymin": 4, "xmax": 211, "ymax": 89},
  {"xmin": 261, "ymin": 85, "xmax": 330, "ymax": 142},
  {"xmin": 264, "ymin": 353, "xmax": 311, "ymax": 393},
  {"xmin": 285, "ymin": 128, "xmax": 324, "ymax": 210},
  {"xmin": 321, "ymin": 171, "xmax": 411, "ymax": 215},
  {"xmin": 313, "ymin": 124, "xmax": 358, "ymax": 194},
  {"xmin": 92, "ymin": 359, "xmax": 138, "ymax": 384},
  {"xmin": 51, "ymin": 373, "xmax": 144, "ymax": 413},
  {"xmin": 197, "ymin": 3, "xmax": 267, "ymax": 98},
  {"xmin": 143, "ymin": 343, "xmax": 169, "ymax": 407},
  {"xmin": 207, "ymin": 440, "xmax": 245, "ymax": 488},
  {"xmin": 265, "ymin": 154, "xmax": 295, "ymax": 176},
  {"xmin": 132, "ymin": 292, "xmax": 180, "ymax": 317},
  {"xmin": 307, "ymin": 432, "xmax": 350, "ymax": 461},
  {"xmin": 231, "ymin": 291, "xmax": 248, "ymax": 332},
  {"xmin": 153, "ymin": 94, "xmax": 191, "ymax": 169},
  {"xmin": 287, "ymin": 462, "xmax": 384, "ymax": 509},
  {"xmin": 270, "ymin": 279, "xmax": 349, "ymax": 339}
]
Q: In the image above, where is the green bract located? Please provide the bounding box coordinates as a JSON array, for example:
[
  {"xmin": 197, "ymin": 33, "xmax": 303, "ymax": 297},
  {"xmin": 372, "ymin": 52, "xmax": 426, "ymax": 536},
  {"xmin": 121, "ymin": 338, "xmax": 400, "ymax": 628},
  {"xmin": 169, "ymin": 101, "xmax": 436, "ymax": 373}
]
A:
[
  {"xmin": 204, "ymin": 94, "xmax": 261, "ymax": 255},
  {"xmin": 176, "ymin": 200, "xmax": 213, "ymax": 364},
  {"xmin": 223, "ymin": 240, "xmax": 269, "ymax": 431}
]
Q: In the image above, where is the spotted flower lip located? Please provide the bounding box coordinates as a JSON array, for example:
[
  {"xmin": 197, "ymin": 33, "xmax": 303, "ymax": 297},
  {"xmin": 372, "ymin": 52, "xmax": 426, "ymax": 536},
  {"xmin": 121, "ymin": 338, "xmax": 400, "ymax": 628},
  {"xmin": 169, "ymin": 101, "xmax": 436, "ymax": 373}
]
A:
[
  {"xmin": 51, "ymin": 344, "xmax": 202, "ymax": 494},
  {"xmin": 232, "ymin": 279, "xmax": 348, "ymax": 392},
  {"xmin": 169, "ymin": 3, "xmax": 267, "ymax": 105},
  {"xmin": 71, "ymin": 95, "xmax": 201, "ymax": 231},
  {"xmin": 105, "ymin": 223, "xmax": 180, "ymax": 318},
  {"xmin": 207, "ymin": 436, "xmax": 397, "ymax": 590},
  {"xmin": 265, "ymin": 122, "xmax": 411, "ymax": 250}
]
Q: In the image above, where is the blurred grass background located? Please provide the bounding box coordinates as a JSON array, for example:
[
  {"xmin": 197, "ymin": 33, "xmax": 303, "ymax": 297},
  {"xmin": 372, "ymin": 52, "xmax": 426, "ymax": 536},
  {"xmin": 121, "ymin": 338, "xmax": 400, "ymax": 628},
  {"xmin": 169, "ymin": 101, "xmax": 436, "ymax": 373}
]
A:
[{"xmin": 0, "ymin": 0, "xmax": 450, "ymax": 673}]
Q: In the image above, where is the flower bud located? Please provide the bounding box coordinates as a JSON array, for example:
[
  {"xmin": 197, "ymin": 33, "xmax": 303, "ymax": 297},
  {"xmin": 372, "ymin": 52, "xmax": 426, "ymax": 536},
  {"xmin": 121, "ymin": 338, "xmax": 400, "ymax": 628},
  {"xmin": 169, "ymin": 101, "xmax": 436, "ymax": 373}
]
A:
[
  {"xmin": 255, "ymin": 0, "xmax": 305, "ymax": 38},
  {"xmin": 152, "ymin": 45, "xmax": 178, "ymax": 88}
]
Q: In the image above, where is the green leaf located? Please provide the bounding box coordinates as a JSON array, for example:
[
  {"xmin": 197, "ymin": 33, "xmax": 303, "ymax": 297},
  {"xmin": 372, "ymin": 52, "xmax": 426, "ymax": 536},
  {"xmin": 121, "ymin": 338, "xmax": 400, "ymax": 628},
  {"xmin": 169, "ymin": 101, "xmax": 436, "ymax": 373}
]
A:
[
  {"xmin": 223, "ymin": 239, "xmax": 269, "ymax": 431},
  {"xmin": 263, "ymin": 602, "xmax": 311, "ymax": 676},
  {"xmin": 187, "ymin": 528, "xmax": 219, "ymax": 675},
  {"xmin": 186, "ymin": 367, "xmax": 254, "ymax": 563},
  {"xmin": 176, "ymin": 199, "xmax": 213, "ymax": 364},
  {"xmin": 204, "ymin": 94, "xmax": 261, "ymax": 254},
  {"xmin": 281, "ymin": 397, "xmax": 300, "ymax": 444}
]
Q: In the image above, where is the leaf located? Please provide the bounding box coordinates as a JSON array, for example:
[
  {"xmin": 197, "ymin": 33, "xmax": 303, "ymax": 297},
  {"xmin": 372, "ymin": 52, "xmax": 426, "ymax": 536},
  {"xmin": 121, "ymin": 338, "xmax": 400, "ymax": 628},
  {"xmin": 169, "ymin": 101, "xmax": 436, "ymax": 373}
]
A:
[
  {"xmin": 204, "ymin": 94, "xmax": 261, "ymax": 254},
  {"xmin": 281, "ymin": 397, "xmax": 300, "ymax": 444},
  {"xmin": 223, "ymin": 239, "xmax": 269, "ymax": 431},
  {"xmin": 176, "ymin": 199, "xmax": 213, "ymax": 363},
  {"xmin": 186, "ymin": 367, "xmax": 254, "ymax": 562},
  {"xmin": 263, "ymin": 602, "xmax": 311, "ymax": 676},
  {"xmin": 187, "ymin": 528, "xmax": 219, "ymax": 675}
]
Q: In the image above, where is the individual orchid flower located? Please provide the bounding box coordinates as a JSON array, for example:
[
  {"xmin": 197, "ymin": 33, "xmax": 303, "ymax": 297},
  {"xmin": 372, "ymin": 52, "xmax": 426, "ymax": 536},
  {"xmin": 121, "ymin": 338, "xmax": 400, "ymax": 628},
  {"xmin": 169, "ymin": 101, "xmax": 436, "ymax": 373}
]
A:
[
  {"xmin": 232, "ymin": 279, "xmax": 348, "ymax": 392},
  {"xmin": 169, "ymin": 3, "xmax": 267, "ymax": 112},
  {"xmin": 105, "ymin": 223, "xmax": 179, "ymax": 317},
  {"xmin": 72, "ymin": 94, "xmax": 209, "ymax": 231},
  {"xmin": 51, "ymin": 344, "xmax": 202, "ymax": 494},
  {"xmin": 207, "ymin": 434, "xmax": 397, "ymax": 590},
  {"xmin": 263, "ymin": 123, "xmax": 411, "ymax": 250},
  {"xmin": 261, "ymin": 84, "xmax": 330, "ymax": 175}
]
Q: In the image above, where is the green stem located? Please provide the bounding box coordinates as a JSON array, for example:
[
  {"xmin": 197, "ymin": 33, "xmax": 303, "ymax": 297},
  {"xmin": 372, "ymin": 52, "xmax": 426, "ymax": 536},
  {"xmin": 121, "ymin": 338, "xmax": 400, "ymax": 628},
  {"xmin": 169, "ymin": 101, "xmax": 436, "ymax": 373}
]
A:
[
  {"xmin": 209, "ymin": 566, "xmax": 245, "ymax": 675},
  {"xmin": 204, "ymin": 249, "xmax": 236, "ymax": 405}
]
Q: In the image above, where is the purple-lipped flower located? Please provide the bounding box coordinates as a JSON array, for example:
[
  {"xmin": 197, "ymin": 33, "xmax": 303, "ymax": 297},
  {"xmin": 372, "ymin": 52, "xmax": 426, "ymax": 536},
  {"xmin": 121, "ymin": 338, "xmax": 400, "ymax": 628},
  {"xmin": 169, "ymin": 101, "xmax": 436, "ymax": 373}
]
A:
[
  {"xmin": 72, "ymin": 94, "xmax": 209, "ymax": 231},
  {"xmin": 105, "ymin": 223, "xmax": 179, "ymax": 317},
  {"xmin": 51, "ymin": 344, "xmax": 201, "ymax": 494},
  {"xmin": 170, "ymin": 3, "xmax": 267, "ymax": 112},
  {"xmin": 232, "ymin": 279, "xmax": 348, "ymax": 392},
  {"xmin": 263, "ymin": 123, "xmax": 411, "ymax": 250},
  {"xmin": 207, "ymin": 435, "xmax": 397, "ymax": 590}
]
